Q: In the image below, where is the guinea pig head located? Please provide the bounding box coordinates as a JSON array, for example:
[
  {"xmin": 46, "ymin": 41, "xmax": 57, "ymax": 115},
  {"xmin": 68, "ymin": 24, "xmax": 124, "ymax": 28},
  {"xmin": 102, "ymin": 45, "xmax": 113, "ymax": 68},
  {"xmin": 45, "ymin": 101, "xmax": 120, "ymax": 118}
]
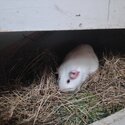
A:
[{"xmin": 58, "ymin": 67, "xmax": 85, "ymax": 92}]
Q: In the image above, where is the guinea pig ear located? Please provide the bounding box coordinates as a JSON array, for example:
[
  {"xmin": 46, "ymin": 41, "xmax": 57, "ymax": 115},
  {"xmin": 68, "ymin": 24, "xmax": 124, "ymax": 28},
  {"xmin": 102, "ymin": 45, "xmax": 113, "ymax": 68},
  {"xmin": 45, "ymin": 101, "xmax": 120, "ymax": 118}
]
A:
[{"xmin": 69, "ymin": 70, "xmax": 80, "ymax": 79}]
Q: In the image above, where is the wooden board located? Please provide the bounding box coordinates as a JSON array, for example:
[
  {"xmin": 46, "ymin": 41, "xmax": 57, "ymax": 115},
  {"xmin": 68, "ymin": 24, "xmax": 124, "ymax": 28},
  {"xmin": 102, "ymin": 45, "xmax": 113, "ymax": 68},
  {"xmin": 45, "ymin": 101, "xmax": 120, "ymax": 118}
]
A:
[{"xmin": 0, "ymin": 0, "xmax": 125, "ymax": 32}]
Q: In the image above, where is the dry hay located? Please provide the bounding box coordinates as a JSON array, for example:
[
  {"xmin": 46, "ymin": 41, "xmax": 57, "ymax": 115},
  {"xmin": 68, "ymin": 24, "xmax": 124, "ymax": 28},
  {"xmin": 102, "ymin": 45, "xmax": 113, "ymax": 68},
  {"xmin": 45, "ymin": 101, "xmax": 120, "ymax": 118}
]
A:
[{"xmin": 0, "ymin": 52, "xmax": 125, "ymax": 125}]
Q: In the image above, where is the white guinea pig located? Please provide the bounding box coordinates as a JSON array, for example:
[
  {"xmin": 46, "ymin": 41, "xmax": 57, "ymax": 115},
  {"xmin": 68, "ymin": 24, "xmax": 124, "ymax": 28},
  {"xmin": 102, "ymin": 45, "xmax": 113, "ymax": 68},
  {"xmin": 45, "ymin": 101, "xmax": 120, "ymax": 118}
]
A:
[{"xmin": 58, "ymin": 44, "xmax": 99, "ymax": 92}]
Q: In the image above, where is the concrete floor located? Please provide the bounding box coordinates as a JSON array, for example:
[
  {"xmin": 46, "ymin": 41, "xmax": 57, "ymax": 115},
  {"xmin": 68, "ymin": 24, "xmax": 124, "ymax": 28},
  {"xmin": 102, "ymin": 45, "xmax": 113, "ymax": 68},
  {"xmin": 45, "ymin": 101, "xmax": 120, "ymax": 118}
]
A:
[{"xmin": 90, "ymin": 109, "xmax": 125, "ymax": 125}]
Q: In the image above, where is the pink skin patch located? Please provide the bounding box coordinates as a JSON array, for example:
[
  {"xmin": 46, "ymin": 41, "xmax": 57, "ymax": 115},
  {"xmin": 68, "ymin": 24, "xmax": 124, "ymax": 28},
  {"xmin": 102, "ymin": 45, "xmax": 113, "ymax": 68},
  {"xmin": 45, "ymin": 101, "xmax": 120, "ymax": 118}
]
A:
[{"xmin": 69, "ymin": 70, "xmax": 80, "ymax": 79}]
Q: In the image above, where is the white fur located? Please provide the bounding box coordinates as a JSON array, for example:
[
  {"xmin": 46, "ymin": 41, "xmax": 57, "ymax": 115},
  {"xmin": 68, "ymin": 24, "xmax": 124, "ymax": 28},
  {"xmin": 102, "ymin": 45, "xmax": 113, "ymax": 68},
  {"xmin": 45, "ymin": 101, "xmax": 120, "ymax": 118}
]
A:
[{"xmin": 58, "ymin": 44, "xmax": 99, "ymax": 92}]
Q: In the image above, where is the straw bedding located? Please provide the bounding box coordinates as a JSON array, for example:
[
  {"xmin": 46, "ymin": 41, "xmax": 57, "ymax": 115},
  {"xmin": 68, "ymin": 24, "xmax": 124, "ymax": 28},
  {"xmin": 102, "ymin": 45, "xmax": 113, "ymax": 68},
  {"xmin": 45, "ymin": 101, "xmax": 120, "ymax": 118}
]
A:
[{"xmin": 0, "ymin": 49, "xmax": 124, "ymax": 125}]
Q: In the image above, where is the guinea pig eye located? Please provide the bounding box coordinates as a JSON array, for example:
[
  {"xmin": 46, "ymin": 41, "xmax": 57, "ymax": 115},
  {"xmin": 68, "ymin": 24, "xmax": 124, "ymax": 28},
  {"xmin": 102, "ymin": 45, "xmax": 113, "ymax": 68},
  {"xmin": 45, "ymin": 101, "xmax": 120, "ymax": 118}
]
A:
[{"xmin": 67, "ymin": 79, "xmax": 70, "ymax": 84}]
